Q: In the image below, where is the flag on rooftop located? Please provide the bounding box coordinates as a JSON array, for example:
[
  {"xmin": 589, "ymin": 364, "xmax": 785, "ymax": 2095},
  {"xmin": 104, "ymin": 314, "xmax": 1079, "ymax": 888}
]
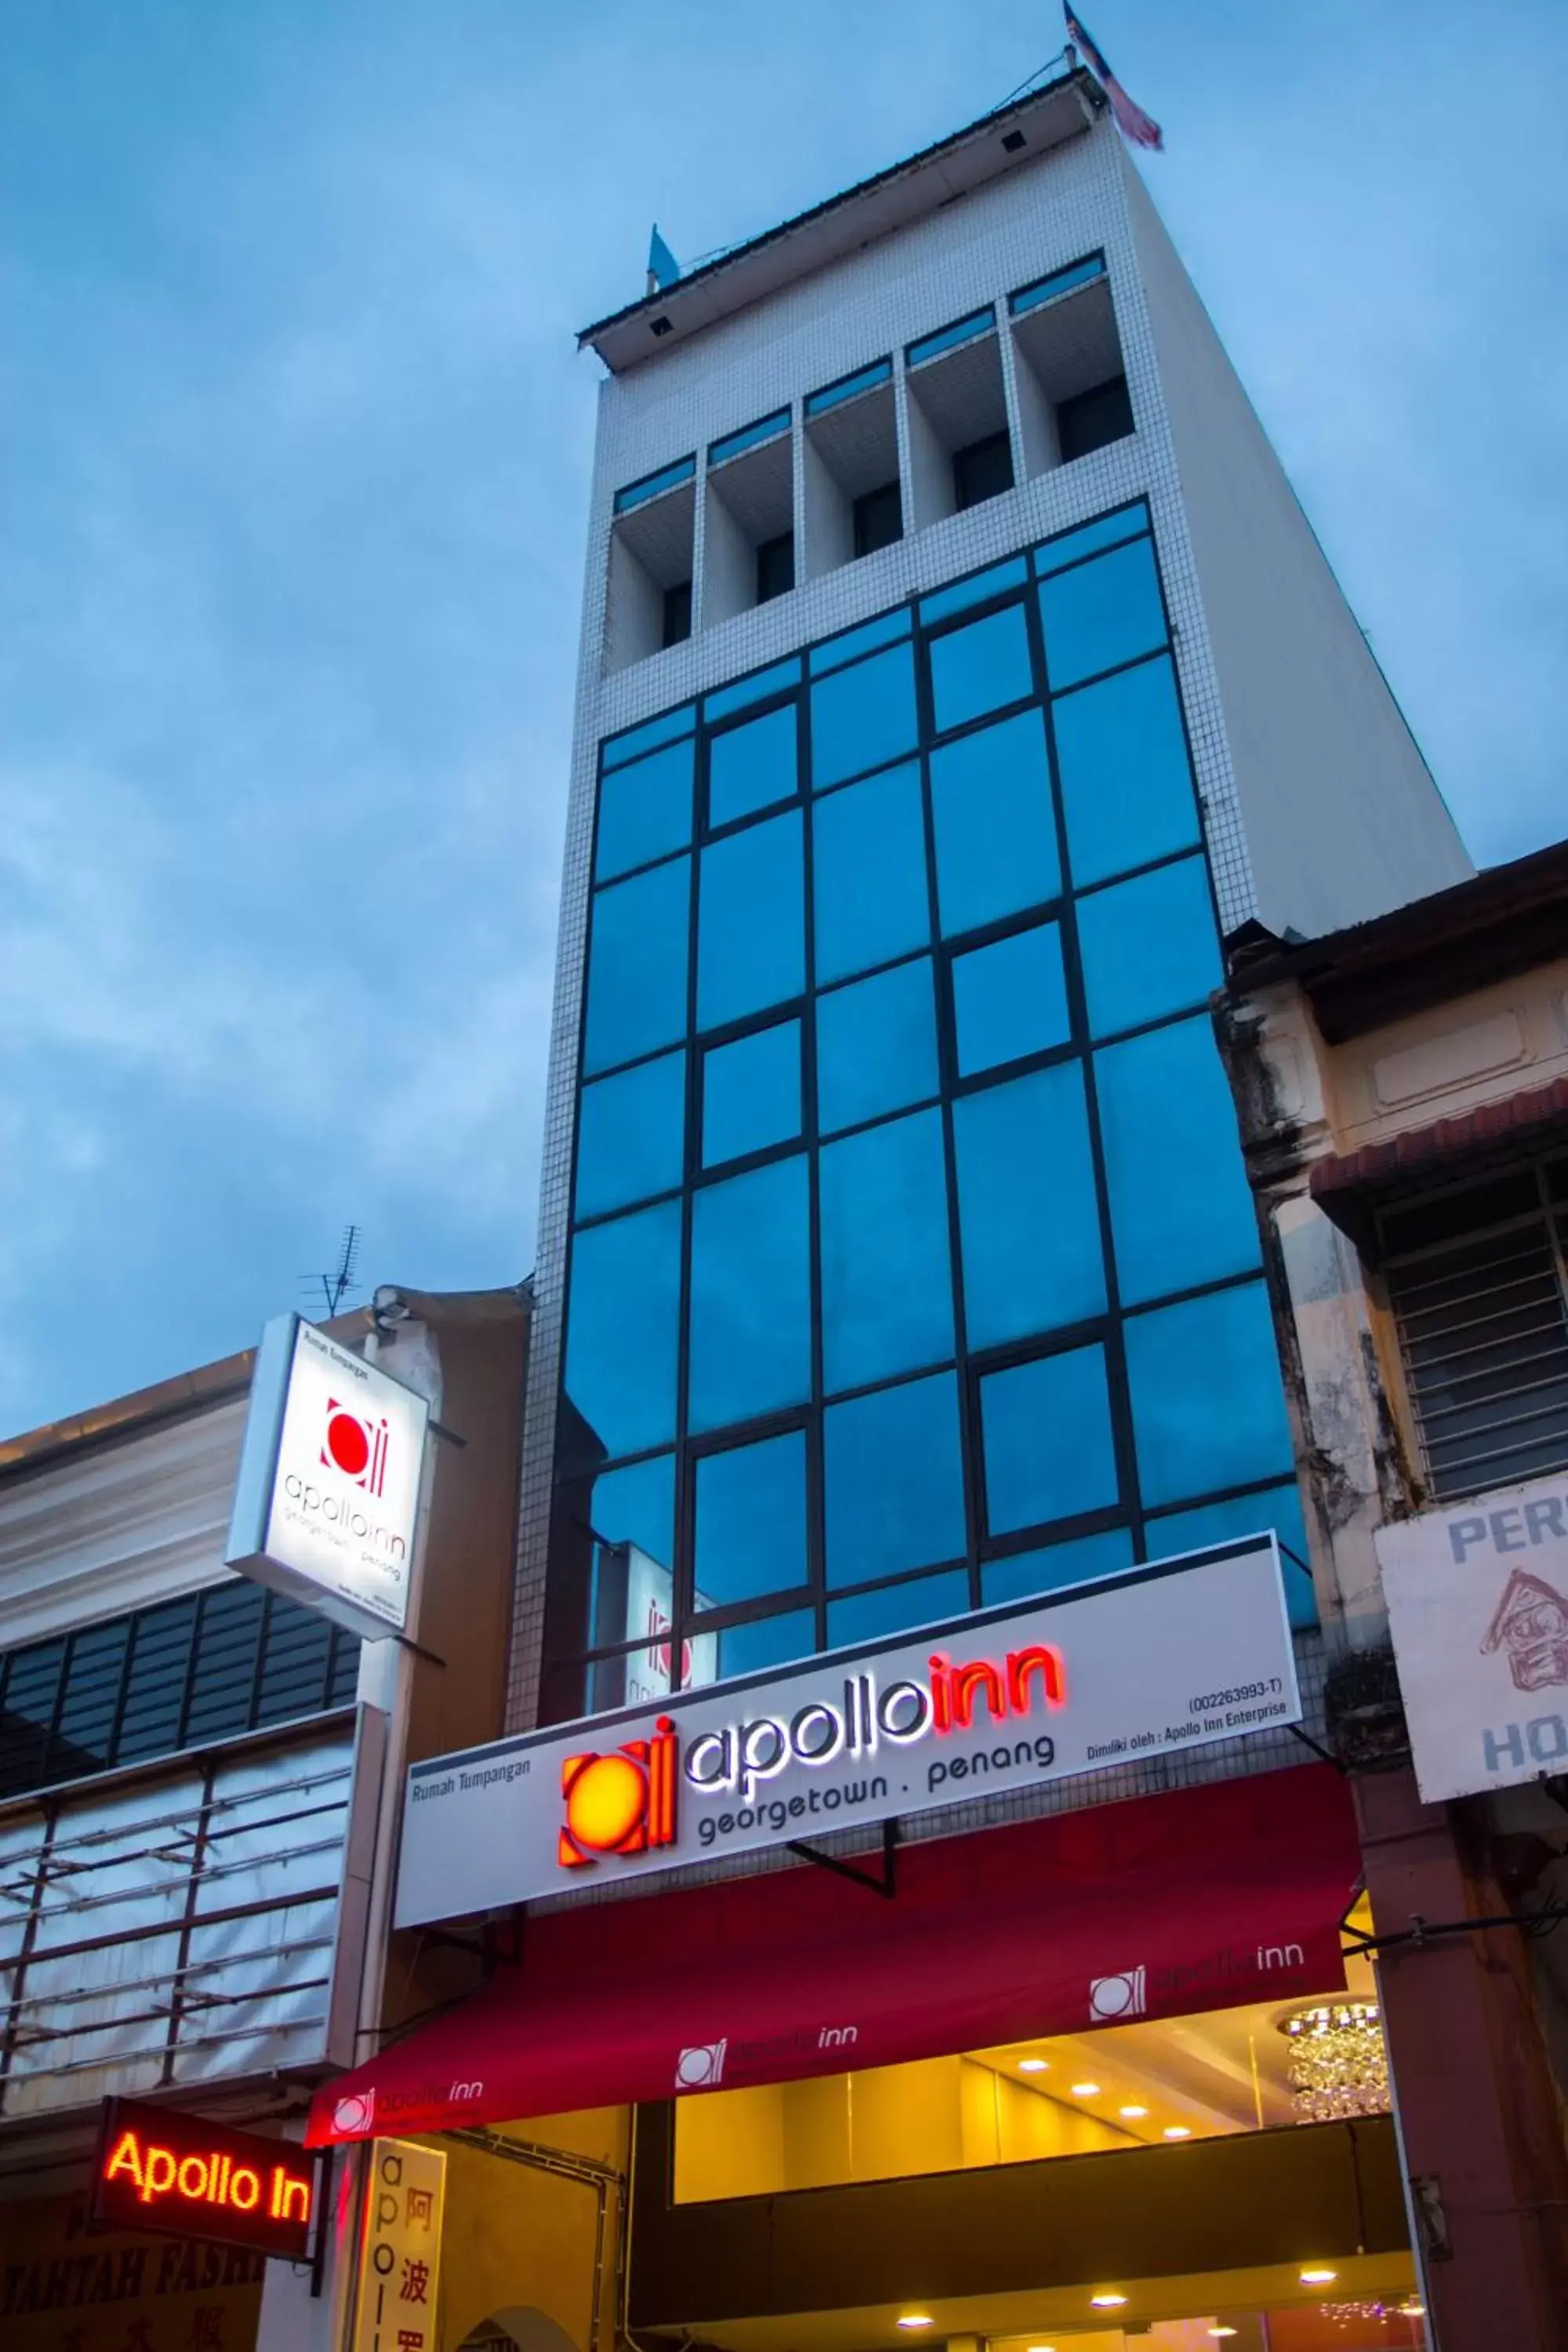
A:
[
  {"xmin": 647, "ymin": 224, "xmax": 681, "ymax": 294},
  {"xmin": 1064, "ymin": 6, "xmax": 1164, "ymax": 151}
]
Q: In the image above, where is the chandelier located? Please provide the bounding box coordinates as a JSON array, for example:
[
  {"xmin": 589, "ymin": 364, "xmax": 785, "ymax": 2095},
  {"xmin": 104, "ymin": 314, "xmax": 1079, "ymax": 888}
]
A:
[{"xmin": 1278, "ymin": 2001, "xmax": 1390, "ymax": 2122}]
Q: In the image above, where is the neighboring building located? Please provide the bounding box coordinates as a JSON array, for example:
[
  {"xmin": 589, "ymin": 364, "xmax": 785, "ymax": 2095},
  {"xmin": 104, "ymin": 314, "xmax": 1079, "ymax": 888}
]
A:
[
  {"xmin": 0, "ymin": 1283, "xmax": 530, "ymax": 2352},
  {"xmin": 316, "ymin": 65, "xmax": 1478, "ymax": 2350},
  {"xmin": 1222, "ymin": 840, "xmax": 1568, "ymax": 2348}
]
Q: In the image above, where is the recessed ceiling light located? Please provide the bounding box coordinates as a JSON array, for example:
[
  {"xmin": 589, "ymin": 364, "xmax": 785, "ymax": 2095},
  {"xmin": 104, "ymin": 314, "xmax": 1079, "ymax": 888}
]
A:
[
  {"xmin": 1300, "ymin": 2267, "xmax": 1338, "ymax": 2285},
  {"xmin": 1118, "ymin": 2103, "xmax": 1149, "ymax": 2119},
  {"xmin": 1209, "ymin": 2332, "xmax": 1238, "ymax": 2341},
  {"xmin": 1069, "ymin": 2081, "xmax": 1101, "ymax": 2096},
  {"xmin": 1163, "ymin": 2125, "xmax": 1192, "ymax": 2140},
  {"xmin": 896, "ymin": 2318, "xmax": 933, "ymax": 2332},
  {"xmin": 1090, "ymin": 2292, "xmax": 1128, "ymax": 2310},
  {"xmin": 1017, "ymin": 2057, "xmax": 1048, "ymax": 2073}
]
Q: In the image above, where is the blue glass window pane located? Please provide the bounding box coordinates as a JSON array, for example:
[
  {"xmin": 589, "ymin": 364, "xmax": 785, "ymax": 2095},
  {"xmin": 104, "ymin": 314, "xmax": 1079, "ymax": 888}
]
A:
[
  {"xmin": 697, "ymin": 809, "xmax": 804, "ymax": 1031},
  {"xmin": 596, "ymin": 739, "xmax": 693, "ymax": 882},
  {"xmin": 929, "ymin": 604, "xmax": 1035, "ymax": 733},
  {"xmin": 1094, "ymin": 1014, "xmax": 1260, "ymax": 1305},
  {"xmin": 688, "ymin": 1156, "xmax": 811, "ymax": 1433},
  {"xmin": 1040, "ymin": 537, "xmax": 1167, "ymax": 689},
  {"xmin": 980, "ymin": 1344, "xmax": 1119, "ymax": 1537},
  {"xmin": 1033, "ymin": 504, "xmax": 1145, "ymax": 574},
  {"xmin": 813, "ymin": 764, "xmax": 930, "ymax": 985},
  {"xmin": 582, "ymin": 1454, "xmax": 676, "ymax": 1650},
  {"xmin": 981, "ymin": 1528, "xmax": 1134, "ymax": 1607},
  {"xmin": 920, "ymin": 558, "xmax": 1028, "ymax": 627},
  {"xmin": 602, "ymin": 704, "xmax": 695, "ymax": 771},
  {"xmin": 816, "ymin": 959, "xmax": 939, "ymax": 1135},
  {"xmin": 907, "ymin": 308, "xmax": 995, "ymax": 368},
  {"xmin": 695, "ymin": 1431, "xmax": 808, "ymax": 1608},
  {"xmin": 930, "ymin": 710, "xmax": 1059, "ymax": 938},
  {"xmin": 576, "ymin": 1050, "xmax": 685, "ymax": 1219},
  {"xmin": 614, "ymin": 456, "xmax": 695, "ymax": 514},
  {"xmin": 953, "ymin": 920, "xmax": 1071, "ymax": 1078},
  {"xmin": 1077, "ymin": 855, "xmax": 1221, "ymax": 1040},
  {"xmin": 811, "ymin": 642, "xmax": 919, "ymax": 789},
  {"xmin": 702, "ymin": 1020, "xmax": 800, "ymax": 1166},
  {"xmin": 953, "ymin": 1063, "xmax": 1105, "ymax": 1348},
  {"xmin": 715, "ymin": 1608, "xmax": 817, "ymax": 1681},
  {"xmin": 820, "ymin": 1108, "xmax": 954, "ymax": 1392},
  {"xmin": 809, "ymin": 609, "xmax": 911, "ymax": 676},
  {"xmin": 824, "ymin": 1372, "xmax": 966, "ymax": 1589},
  {"xmin": 709, "ymin": 410, "xmax": 790, "ymax": 468},
  {"xmin": 1053, "ymin": 656, "xmax": 1200, "ymax": 888},
  {"xmin": 706, "ymin": 657, "xmax": 800, "ymax": 723},
  {"xmin": 708, "ymin": 704, "xmax": 798, "ymax": 829},
  {"xmin": 1125, "ymin": 1281, "xmax": 1294, "ymax": 1507},
  {"xmin": 826, "ymin": 1568, "xmax": 970, "ymax": 1651},
  {"xmin": 564, "ymin": 1199, "xmax": 681, "ymax": 1458},
  {"xmin": 806, "ymin": 359, "xmax": 892, "ymax": 417},
  {"xmin": 583, "ymin": 1454, "xmax": 674, "ymax": 1563},
  {"xmin": 1011, "ymin": 255, "xmax": 1106, "ymax": 317},
  {"xmin": 1146, "ymin": 1482, "xmax": 1316, "ymax": 1629},
  {"xmin": 583, "ymin": 858, "xmax": 690, "ymax": 1076}
]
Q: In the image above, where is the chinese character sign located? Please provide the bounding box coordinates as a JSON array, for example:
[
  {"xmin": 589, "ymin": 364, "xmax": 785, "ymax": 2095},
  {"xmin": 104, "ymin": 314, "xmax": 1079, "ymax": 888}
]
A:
[{"xmin": 350, "ymin": 2140, "xmax": 446, "ymax": 2352}]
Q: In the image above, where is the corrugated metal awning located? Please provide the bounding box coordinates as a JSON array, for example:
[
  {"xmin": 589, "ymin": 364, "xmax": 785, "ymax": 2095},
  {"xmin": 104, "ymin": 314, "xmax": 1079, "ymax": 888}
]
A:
[{"xmin": 1310, "ymin": 1077, "xmax": 1568, "ymax": 1254}]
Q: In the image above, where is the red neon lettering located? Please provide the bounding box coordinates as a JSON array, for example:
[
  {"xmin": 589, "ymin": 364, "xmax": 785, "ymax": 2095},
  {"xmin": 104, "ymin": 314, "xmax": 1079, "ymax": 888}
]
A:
[
  {"xmin": 949, "ymin": 1658, "xmax": 1006, "ymax": 1728},
  {"xmin": 270, "ymin": 2168, "xmax": 310, "ymax": 2224},
  {"xmin": 927, "ymin": 1655, "xmax": 953, "ymax": 1733},
  {"xmin": 102, "ymin": 2128, "xmax": 308, "ymax": 2225},
  {"xmin": 647, "ymin": 1718, "xmax": 679, "ymax": 1849},
  {"xmin": 1006, "ymin": 1643, "xmax": 1067, "ymax": 1714}
]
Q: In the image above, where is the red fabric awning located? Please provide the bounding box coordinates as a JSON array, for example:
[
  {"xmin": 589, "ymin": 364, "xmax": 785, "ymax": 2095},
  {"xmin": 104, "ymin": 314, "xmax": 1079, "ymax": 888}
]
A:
[{"xmin": 307, "ymin": 1764, "xmax": 1358, "ymax": 2145}]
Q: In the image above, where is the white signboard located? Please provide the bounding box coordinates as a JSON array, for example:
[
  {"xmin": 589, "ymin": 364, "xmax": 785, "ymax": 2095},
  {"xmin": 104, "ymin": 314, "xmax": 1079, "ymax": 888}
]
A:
[
  {"xmin": 621, "ymin": 1544, "xmax": 718, "ymax": 1708},
  {"xmin": 394, "ymin": 1537, "xmax": 1300, "ymax": 1928},
  {"xmin": 349, "ymin": 2137, "xmax": 446, "ymax": 2352},
  {"xmin": 227, "ymin": 1313, "xmax": 431, "ymax": 1642},
  {"xmin": 1377, "ymin": 1470, "xmax": 1568, "ymax": 1802}
]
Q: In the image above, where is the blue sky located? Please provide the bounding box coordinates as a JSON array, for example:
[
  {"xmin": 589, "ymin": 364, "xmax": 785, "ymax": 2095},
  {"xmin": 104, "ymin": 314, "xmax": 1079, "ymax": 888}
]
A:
[{"xmin": 4, "ymin": 1, "xmax": 1566, "ymax": 1433}]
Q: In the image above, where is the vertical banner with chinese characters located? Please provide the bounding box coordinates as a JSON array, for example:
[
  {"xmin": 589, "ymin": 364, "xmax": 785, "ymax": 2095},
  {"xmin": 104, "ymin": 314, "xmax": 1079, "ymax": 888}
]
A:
[{"xmin": 350, "ymin": 2139, "xmax": 447, "ymax": 2352}]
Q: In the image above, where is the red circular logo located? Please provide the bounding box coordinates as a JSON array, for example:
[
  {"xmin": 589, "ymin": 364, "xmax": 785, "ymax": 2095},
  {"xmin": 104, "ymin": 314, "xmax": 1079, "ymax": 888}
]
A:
[{"xmin": 325, "ymin": 1410, "xmax": 370, "ymax": 1478}]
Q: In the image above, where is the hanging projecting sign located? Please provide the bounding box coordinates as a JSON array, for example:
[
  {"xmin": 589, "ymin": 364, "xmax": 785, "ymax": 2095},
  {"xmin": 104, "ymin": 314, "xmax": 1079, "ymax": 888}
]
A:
[
  {"xmin": 1377, "ymin": 1471, "xmax": 1568, "ymax": 1802},
  {"xmin": 226, "ymin": 1312, "xmax": 430, "ymax": 1642},
  {"xmin": 91, "ymin": 2098, "xmax": 318, "ymax": 2262},
  {"xmin": 394, "ymin": 1537, "xmax": 1301, "ymax": 1927}
]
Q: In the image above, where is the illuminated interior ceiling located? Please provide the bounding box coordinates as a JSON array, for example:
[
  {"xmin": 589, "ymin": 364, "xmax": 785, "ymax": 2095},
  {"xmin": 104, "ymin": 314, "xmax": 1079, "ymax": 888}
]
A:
[
  {"xmin": 648, "ymin": 2255, "xmax": 1421, "ymax": 2352},
  {"xmin": 963, "ymin": 1900, "xmax": 1380, "ymax": 2150}
]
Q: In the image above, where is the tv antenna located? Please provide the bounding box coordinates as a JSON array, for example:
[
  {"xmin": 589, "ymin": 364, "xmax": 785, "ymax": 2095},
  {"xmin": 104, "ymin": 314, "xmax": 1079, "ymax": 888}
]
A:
[{"xmin": 305, "ymin": 1224, "xmax": 362, "ymax": 1322}]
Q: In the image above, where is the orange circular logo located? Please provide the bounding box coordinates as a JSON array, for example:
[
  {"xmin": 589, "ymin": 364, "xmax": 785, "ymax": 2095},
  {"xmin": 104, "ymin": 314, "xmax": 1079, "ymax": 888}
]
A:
[{"xmin": 564, "ymin": 1752, "xmax": 647, "ymax": 1852}]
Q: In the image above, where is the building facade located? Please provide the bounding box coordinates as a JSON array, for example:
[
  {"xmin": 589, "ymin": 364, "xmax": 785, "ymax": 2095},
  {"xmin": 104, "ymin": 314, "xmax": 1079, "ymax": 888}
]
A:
[
  {"xmin": 1223, "ymin": 841, "xmax": 1568, "ymax": 2349},
  {"xmin": 316, "ymin": 66, "xmax": 1486, "ymax": 2352},
  {"xmin": 0, "ymin": 1284, "xmax": 531, "ymax": 2352}
]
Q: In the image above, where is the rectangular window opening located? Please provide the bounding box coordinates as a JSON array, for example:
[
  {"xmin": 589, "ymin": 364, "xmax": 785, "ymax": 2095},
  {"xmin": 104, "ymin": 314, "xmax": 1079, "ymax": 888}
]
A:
[
  {"xmin": 1010, "ymin": 268, "xmax": 1131, "ymax": 480},
  {"xmin": 702, "ymin": 426, "xmax": 796, "ymax": 628},
  {"xmin": 804, "ymin": 373, "xmax": 902, "ymax": 582},
  {"xmin": 1381, "ymin": 1158, "xmax": 1568, "ymax": 1501},
  {"xmin": 606, "ymin": 477, "xmax": 697, "ymax": 673},
  {"xmin": 905, "ymin": 327, "xmax": 1013, "ymax": 532}
]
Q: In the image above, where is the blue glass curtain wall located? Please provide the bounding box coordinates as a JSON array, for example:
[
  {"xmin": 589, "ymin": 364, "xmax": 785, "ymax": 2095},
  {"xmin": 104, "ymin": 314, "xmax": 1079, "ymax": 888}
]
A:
[{"xmin": 545, "ymin": 499, "xmax": 1307, "ymax": 1723}]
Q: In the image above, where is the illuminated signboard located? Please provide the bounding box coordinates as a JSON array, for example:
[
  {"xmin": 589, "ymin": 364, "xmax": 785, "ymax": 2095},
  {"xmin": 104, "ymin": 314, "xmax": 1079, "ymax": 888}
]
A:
[
  {"xmin": 91, "ymin": 2099, "xmax": 318, "ymax": 2262},
  {"xmin": 394, "ymin": 1536, "xmax": 1301, "ymax": 1926},
  {"xmin": 226, "ymin": 1312, "xmax": 431, "ymax": 1642}
]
